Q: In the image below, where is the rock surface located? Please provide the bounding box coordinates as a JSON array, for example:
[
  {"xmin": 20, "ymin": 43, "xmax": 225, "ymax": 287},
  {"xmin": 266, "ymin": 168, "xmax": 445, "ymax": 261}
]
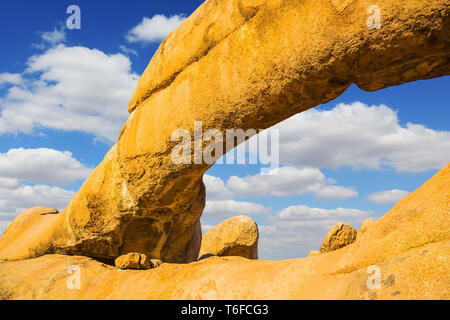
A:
[
  {"xmin": 115, "ymin": 253, "xmax": 151, "ymax": 270},
  {"xmin": 0, "ymin": 0, "xmax": 449, "ymax": 264},
  {"xmin": 199, "ymin": 216, "xmax": 259, "ymax": 260},
  {"xmin": 0, "ymin": 163, "xmax": 448, "ymax": 299},
  {"xmin": 320, "ymin": 223, "xmax": 358, "ymax": 253},
  {"xmin": 309, "ymin": 250, "xmax": 321, "ymax": 257},
  {"xmin": 357, "ymin": 218, "xmax": 376, "ymax": 239}
]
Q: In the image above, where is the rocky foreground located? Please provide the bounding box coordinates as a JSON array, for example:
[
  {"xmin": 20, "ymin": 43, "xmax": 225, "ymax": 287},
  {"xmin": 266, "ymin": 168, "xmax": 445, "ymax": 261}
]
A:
[{"xmin": 0, "ymin": 163, "xmax": 448, "ymax": 300}]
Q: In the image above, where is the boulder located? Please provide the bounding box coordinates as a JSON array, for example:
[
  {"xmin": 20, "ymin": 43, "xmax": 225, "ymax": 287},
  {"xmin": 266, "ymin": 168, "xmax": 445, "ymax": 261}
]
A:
[
  {"xmin": 115, "ymin": 253, "xmax": 150, "ymax": 270},
  {"xmin": 199, "ymin": 216, "xmax": 258, "ymax": 260},
  {"xmin": 115, "ymin": 253, "xmax": 163, "ymax": 270},
  {"xmin": 320, "ymin": 223, "xmax": 357, "ymax": 253},
  {"xmin": 0, "ymin": 0, "xmax": 448, "ymax": 263}
]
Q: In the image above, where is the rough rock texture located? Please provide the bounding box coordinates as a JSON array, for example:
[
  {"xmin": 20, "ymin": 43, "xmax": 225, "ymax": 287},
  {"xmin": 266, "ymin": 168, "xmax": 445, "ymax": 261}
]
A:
[
  {"xmin": 115, "ymin": 253, "xmax": 151, "ymax": 270},
  {"xmin": 0, "ymin": 163, "xmax": 448, "ymax": 299},
  {"xmin": 0, "ymin": 0, "xmax": 449, "ymax": 264},
  {"xmin": 198, "ymin": 216, "xmax": 259, "ymax": 259},
  {"xmin": 320, "ymin": 223, "xmax": 358, "ymax": 253}
]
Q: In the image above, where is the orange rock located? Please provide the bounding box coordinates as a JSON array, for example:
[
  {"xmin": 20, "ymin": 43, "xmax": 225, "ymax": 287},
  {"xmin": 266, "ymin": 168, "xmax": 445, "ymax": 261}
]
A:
[
  {"xmin": 198, "ymin": 216, "xmax": 259, "ymax": 260},
  {"xmin": 320, "ymin": 223, "xmax": 357, "ymax": 253},
  {"xmin": 357, "ymin": 218, "xmax": 376, "ymax": 239}
]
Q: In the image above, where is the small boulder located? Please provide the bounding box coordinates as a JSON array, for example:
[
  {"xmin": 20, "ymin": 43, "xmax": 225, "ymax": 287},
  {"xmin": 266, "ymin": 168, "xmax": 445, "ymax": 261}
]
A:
[
  {"xmin": 115, "ymin": 253, "xmax": 161, "ymax": 270},
  {"xmin": 198, "ymin": 216, "xmax": 259, "ymax": 260},
  {"xmin": 320, "ymin": 223, "xmax": 357, "ymax": 253},
  {"xmin": 149, "ymin": 259, "xmax": 162, "ymax": 268}
]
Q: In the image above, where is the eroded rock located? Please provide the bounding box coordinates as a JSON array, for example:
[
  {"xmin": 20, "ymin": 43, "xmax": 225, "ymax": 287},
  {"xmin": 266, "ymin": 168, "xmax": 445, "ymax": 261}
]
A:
[
  {"xmin": 199, "ymin": 216, "xmax": 259, "ymax": 259},
  {"xmin": 320, "ymin": 223, "xmax": 357, "ymax": 253},
  {"xmin": 115, "ymin": 253, "xmax": 162, "ymax": 270}
]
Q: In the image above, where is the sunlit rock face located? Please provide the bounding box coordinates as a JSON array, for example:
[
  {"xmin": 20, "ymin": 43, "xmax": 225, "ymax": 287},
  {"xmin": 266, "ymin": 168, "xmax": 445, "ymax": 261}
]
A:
[
  {"xmin": 320, "ymin": 223, "xmax": 357, "ymax": 253},
  {"xmin": 0, "ymin": 0, "xmax": 449, "ymax": 263},
  {"xmin": 199, "ymin": 216, "xmax": 259, "ymax": 260}
]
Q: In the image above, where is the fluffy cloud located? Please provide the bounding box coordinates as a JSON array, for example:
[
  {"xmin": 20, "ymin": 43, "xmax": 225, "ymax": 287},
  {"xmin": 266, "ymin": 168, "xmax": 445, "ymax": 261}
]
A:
[
  {"xmin": 0, "ymin": 181, "xmax": 75, "ymax": 235},
  {"xmin": 227, "ymin": 166, "xmax": 358, "ymax": 200},
  {"xmin": 0, "ymin": 45, "xmax": 139, "ymax": 142},
  {"xmin": 39, "ymin": 27, "xmax": 66, "ymax": 46},
  {"xmin": 264, "ymin": 102, "xmax": 450, "ymax": 173},
  {"xmin": 0, "ymin": 148, "xmax": 92, "ymax": 185},
  {"xmin": 0, "ymin": 147, "xmax": 92, "ymax": 236},
  {"xmin": 367, "ymin": 189, "xmax": 410, "ymax": 204},
  {"xmin": 260, "ymin": 205, "xmax": 372, "ymax": 259},
  {"xmin": 126, "ymin": 14, "xmax": 185, "ymax": 43},
  {"xmin": 203, "ymin": 174, "xmax": 234, "ymax": 200},
  {"xmin": 315, "ymin": 185, "xmax": 358, "ymax": 201},
  {"xmin": 0, "ymin": 73, "xmax": 23, "ymax": 86},
  {"xmin": 203, "ymin": 200, "xmax": 271, "ymax": 220}
]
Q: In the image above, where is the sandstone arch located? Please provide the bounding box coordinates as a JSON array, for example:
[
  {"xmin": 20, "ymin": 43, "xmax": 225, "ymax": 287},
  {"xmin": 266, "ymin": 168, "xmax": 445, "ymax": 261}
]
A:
[{"xmin": 0, "ymin": 0, "xmax": 448, "ymax": 263}]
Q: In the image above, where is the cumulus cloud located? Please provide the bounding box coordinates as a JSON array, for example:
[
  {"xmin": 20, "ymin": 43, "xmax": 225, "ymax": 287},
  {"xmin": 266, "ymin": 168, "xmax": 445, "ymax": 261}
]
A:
[
  {"xmin": 315, "ymin": 185, "xmax": 358, "ymax": 201},
  {"xmin": 203, "ymin": 200, "xmax": 271, "ymax": 220},
  {"xmin": 0, "ymin": 45, "xmax": 139, "ymax": 142},
  {"xmin": 0, "ymin": 148, "xmax": 92, "ymax": 185},
  {"xmin": 0, "ymin": 73, "xmax": 23, "ymax": 86},
  {"xmin": 203, "ymin": 174, "xmax": 234, "ymax": 200},
  {"xmin": 263, "ymin": 102, "xmax": 450, "ymax": 173},
  {"xmin": 0, "ymin": 147, "xmax": 92, "ymax": 236},
  {"xmin": 259, "ymin": 205, "xmax": 372, "ymax": 259},
  {"xmin": 227, "ymin": 166, "xmax": 358, "ymax": 200},
  {"xmin": 0, "ymin": 180, "xmax": 75, "ymax": 235},
  {"xmin": 367, "ymin": 189, "xmax": 410, "ymax": 204},
  {"xmin": 126, "ymin": 14, "xmax": 185, "ymax": 43},
  {"xmin": 39, "ymin": 27, "xmax": 66, "ymax": 46}
]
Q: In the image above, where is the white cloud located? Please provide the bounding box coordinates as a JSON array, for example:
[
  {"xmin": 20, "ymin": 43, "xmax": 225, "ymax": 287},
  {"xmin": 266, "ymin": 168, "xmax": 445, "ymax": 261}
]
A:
[
  {"xmin": 203, "ymin": 174, "xmax": 234, "ymax": 200},
  {"xmin": 119, "ymin": 45, "xmax": 138, "ymax": 57},
  {"xmin": 0, "ymin": 180, "xmax": 75, "ymax": 236},
  {"xmin": 0, "ymin": 147, "xmax": 91, "ymax": 236},
  {"xmin": 0, "ymin": 148, "xmax": 92, "ymax": 185},
  {"xmin": 260, "ymin": 205, "xmax": 372, "ymax": 259},
  {"xmin": 315, "ymin": 185, "xmax": 358, "ymax": 201},
  {"xmin": 0, "ymin": 45, "xmax": 139, "ymax": 142},
  {"xmin": 367, "ymin": 189, "xmax": 410, "ymax": 204},
  {"xmin": 126, "ymin": 14, "xmax": 185, "ymax": 43},
  {"xmin": 203, "ymin": 200, "xmax": 271, "ymax": 220},
  {"xmin": 227, "ymin": 166, "xmax": 358, "ymax": 200},
  {"xmin": 0, "ymin": 73, "xmax": 23, "ymax": 86},
  {"xmin": 39, "ymin": 27, "xmax": 66, "ymax": 46},
  {"xmin": 264, "ymin": 102, "xmax": 450, "ymax": 173}
]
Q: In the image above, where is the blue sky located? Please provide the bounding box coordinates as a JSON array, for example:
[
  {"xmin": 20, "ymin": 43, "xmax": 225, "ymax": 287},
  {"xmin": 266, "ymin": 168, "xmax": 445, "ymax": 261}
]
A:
[{"xmin": 0, "ymin": 1, "xmax": 448, "ymax": 260}]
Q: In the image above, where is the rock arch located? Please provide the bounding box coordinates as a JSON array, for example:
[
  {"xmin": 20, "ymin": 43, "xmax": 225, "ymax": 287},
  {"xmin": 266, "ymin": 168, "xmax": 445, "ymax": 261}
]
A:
[{"xmin": 0, "ymin": 0, "xmax": 448, "ymax": 263}]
